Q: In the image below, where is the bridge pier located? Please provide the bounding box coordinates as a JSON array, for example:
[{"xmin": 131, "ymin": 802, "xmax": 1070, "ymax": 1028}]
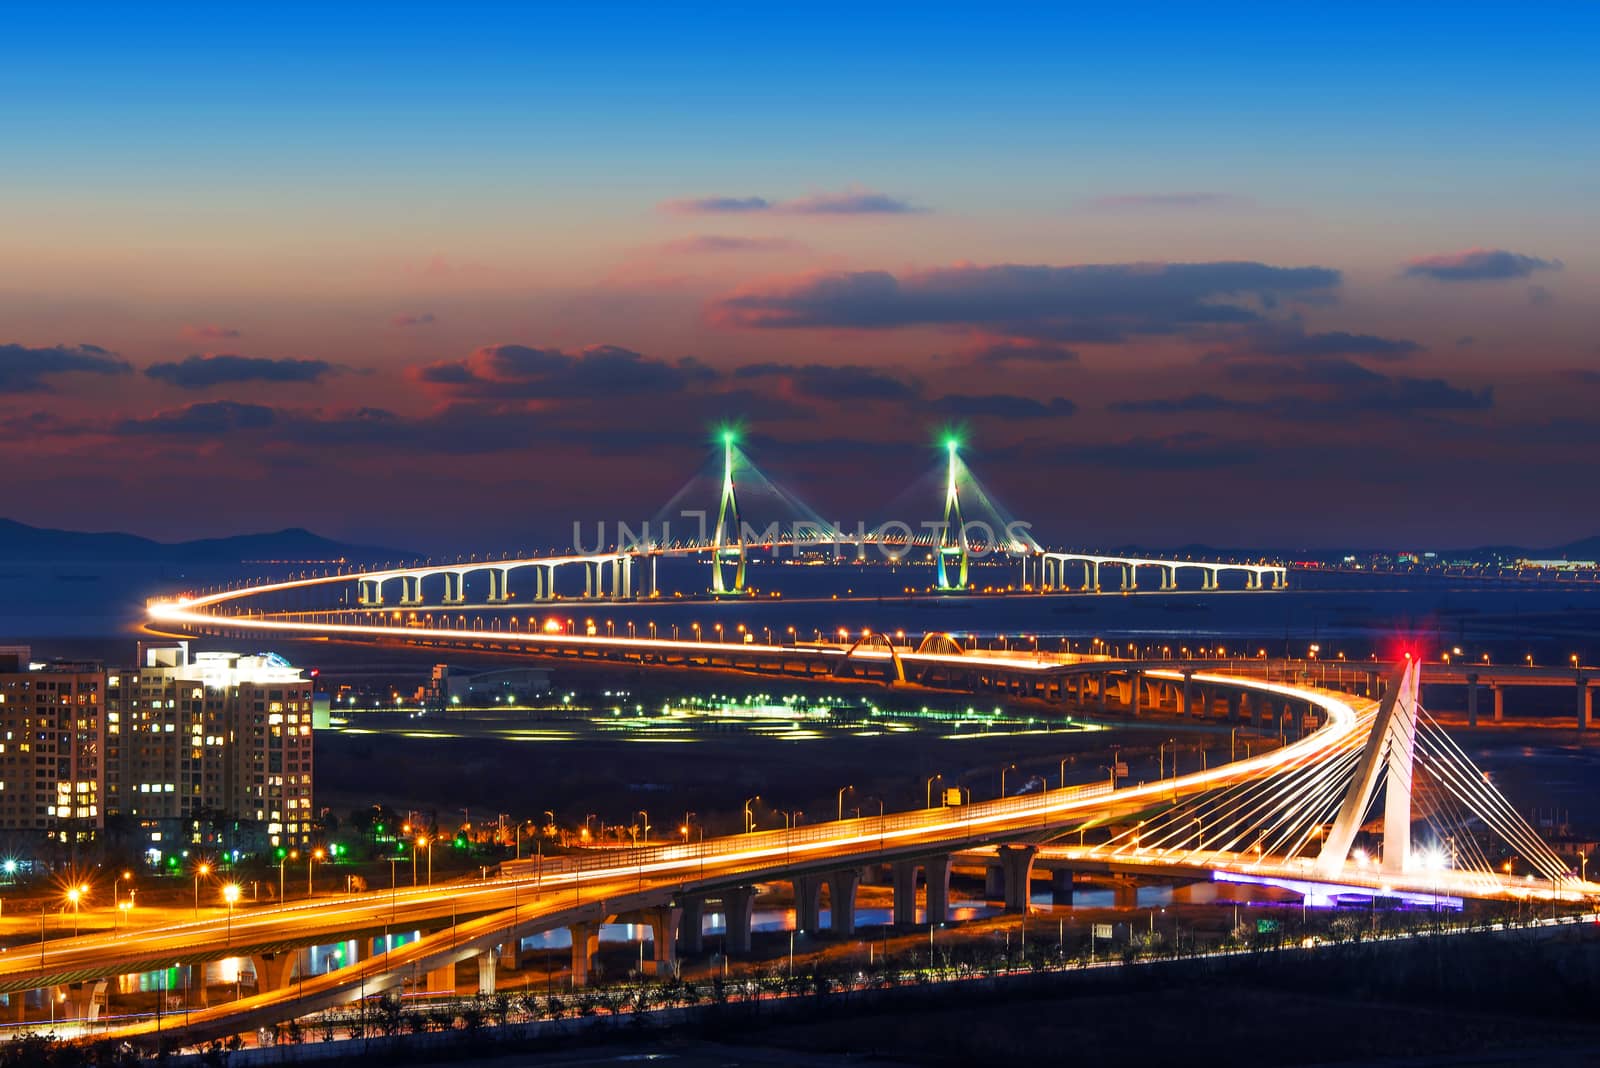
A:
[
  {"xmin": 996, "ymin": 844, "xmax": 1037, "ymax": 913},
  {"xmin": 499, "ymin": 939, "xmax": 520, "ymax": 971},
  {"xmin": 1493, "ymin": 684, "xmax": 1504, "ymax": 721},
  {"xmin": 722, "ymin": 887, "xmax": 756, "ymax": 954},
  {"xmin": 1113, "ymin": 879, "xmax": 1139, "ymax": 908},
  {"xmin": 1128, "ymin": 671, "xmax": 1142, "ymax": 716},
  {"xmin": 568, "ymin": 922, "xmax": 601, "ymax": 987},
  {"xmin": 425, "ymin": 962, "xmax": 456, "ymax": 994},
  {"xmin": 828, "ymin": 869, "xmax": 861, "ymax": 936},
  {"xmin": 1578, "ymin": 678, "xmax": 1590, "ymax": 731},
  {"xmin": 677, "ymin": 897, "xmax": 704, "ymax": 954},
  {"xmin": 643, "ymin": 905, "xmax": 682, "ymax": 975},
  {"xmin": 252, "ymin": 951, "xmax": 298, "ymax": 991},
  {"xmin": 1466, "ymin": 673, "xmax": 1479, "ymax": 728},
  {"xmin": 357, "ymin": 577, "xmax": 383, "ymax": 607},
  {"xmin": 487, "ymin": 568, "xmax": 510, "ymax": 603},
  {"xmin": 475, "ymin": 950, "xmax": 497, "ymax": 995},
  {"xmin": 891, "ymin": 861, "xmax": 920, "ymax": 926},
  {"xmin": 442, "ymin": 572, "xmax": 465, "ymax": 605},
  {"xmin": 793, "ymin": 874, "xmax": 824, "ymax": 935},
  {"xmin": 1050, "ymin": 868, "xmax": 1074, "ymax": 904}
]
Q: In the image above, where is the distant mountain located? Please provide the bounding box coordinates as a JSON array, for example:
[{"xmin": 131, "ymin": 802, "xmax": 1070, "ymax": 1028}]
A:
[{"xmin": 0, "ymin": 518, "xmax": 403, "ymax": 565}]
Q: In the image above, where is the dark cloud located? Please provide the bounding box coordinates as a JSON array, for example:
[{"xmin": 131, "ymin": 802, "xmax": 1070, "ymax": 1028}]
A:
[
  {"xmin": 659, "ymin": 235, "xmax": 802, "ymax": 254},
  {"xmin": 0, "ymin": 343, "xmax": 131, "ymax": 393},
  {"xmin": 1528, "ymin": 284, "xmax": 1554, "ymax": 306},
  {"xmin": 1254, "ymin": 329, "xmax": 1423, "ymax": 361},
  {"xmin": 181, "ymin": 324, "xmax": 242, "ymax": 340},
  {"xmin": 733, "ymin": 362, "xmax": 915, "ymax": 400},
  {"xmin": 391, "ymin": 312, "xmax": 436, "ymax": 327},
  {"xmin": 144, "ymin": 354, "xmax": 339, "ymax": 389},
  {"xmin": 782, "ymin": 190, "xmax": 919, "ymax": 215},
  {"xmin": 116, "ymin": 400, "xmax": 280, "ymax": 435},
  {"xmin": 930, "ymin": 394, "xmax": 1076, "ymax": 419},
  {"xmin": 660, "ymin": 189, "xmax": 920, "ymax": 216},
  {"xmin": 709, "ymin": 261, "xmax": 1341, "ymax": 339},
  {"xmin": 1114, "ymin": 372, "xmax": 1491, "ymax": 420},
  {"xmin": 1402, "ymin": 247, "xmax": 1562, "ymax": 282},
  {"xmin": 1086, "ymin": 192, "xmax": 1250, "ymax": 211},
  {"xmin": 418, "ymin": 344, "xmax": 718, "ymax": 399},
  {"xmin": 659, "ymin": 196, "xmax": 772, "ymax": 214}
]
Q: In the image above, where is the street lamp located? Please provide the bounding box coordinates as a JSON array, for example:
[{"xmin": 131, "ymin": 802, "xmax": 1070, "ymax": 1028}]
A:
[
  {"xmin": 308, "ymin": 847, "xmax": 325, "ymax": 896},
  {"xmin": 838, "ymin": 784, "xmax": 854, "ymax": 822},
  {"xmin": 418, "ymin": 836, "xmax": 433, "ymax": 885},
  {"xmin": 65, "ymin": 885, "xmax": 85, "ymax": 937},
  {"xmin": 222, "ymin": 883, "xmax": 240, "ymax": 944},
  {"xmin": 193, "ymin": 861, "xmax": 211, "ymax": 918},
  {"xmin": 744, "ymin": 796, "xmax": 760, "ymax": 834},
  {"xmin": 926, "ymin": 774, "xmax": 943, "ymax": 808},
  {"xmin": 114, "ymin": 869, "xmax": 132, "ymax": 915},
  {"xmin": 279, "ymin": 851, "xmax": 297, "ymax": 901},
  {"xmin": 1000, "ymin": 763, "xmax": 1017, "ymax": 798}
]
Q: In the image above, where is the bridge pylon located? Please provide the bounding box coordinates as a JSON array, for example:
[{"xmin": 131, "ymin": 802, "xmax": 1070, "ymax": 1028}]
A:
[
  {"xmin": 710, "ymin": 429, "xmax": 746, "ymax": 595},
  {"xmin": 1315, "ymin": 657, "xmax": 1420, "ymax": 878},
  {"xmin": 935, "ymin": 437, "xmax": 969, "ymax": 591}
]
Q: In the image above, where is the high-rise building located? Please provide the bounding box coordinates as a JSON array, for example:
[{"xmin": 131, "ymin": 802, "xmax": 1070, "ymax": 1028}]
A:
[
  {"xmin": 107, "ymin": 642, "xmax": 315, "ymax": 861},
  {"xmin": 0, "ymin": 646, "xmax": 106, "ymax": 844}
]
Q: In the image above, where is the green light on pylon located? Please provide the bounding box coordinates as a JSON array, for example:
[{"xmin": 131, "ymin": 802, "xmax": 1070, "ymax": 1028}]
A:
[
  {"xmin": 711, "ymin": 424, "xmax": 746, "ymax": 595},
  {"xmin": 936, "ymin": 434, "xmax": 969, "ymax": 591}
]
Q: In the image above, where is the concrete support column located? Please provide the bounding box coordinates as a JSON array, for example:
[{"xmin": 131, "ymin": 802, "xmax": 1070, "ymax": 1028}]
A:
[
  {"xmin": 475, "ymin": 951, "xmax": 497, "ymax": 995},
  {"xmin": 1097, "ymin": 672, "xmax": 1108, "ymax": 714},
  {"xmin": 722, "ymin": 887, "xmax": 755, "ymax": 954},
  {"xmin": 997, "ymin": 844, "xmax": 1037, "ymax": 913},
  {"xmin": 443, "ymin": 573, "xmax": 464, "ymax": 605},
  {"xmin": 569, "ymin": 922, "xmax": 600, "ymax": 987},
  {"xmin": 644, "ymin": 906, "xmax": 682, "ymax": 976},
  {"xmin": 1465, "ymin": 674, "xmax": 1479, "ymax": 728},
  {"xmin": 1226, "ymin": 692, "xmax": 1240, "ymax": 723},
  {"xmin": 984, "ymin": 862, "xmax": 1004, "ymax": 901},
  {"xmin": 1578, "ymin": 679, "xmax": 1590, "ymax": 731},
  {"xmin": 498, "ymin": 940, "xmax": 520, "ymax": 971},
  {"xmin": 827, "ymin": 870, "xmax": 860, "ymax": 936},
  {"xmin": 676, "ymin": 898, "xmax": 704, "ymax": 955},
  {"xmin": 490, "ymin": 569, "xmax": 511, "ymax": 603},
  {"xmin": 188, "ymin": 964, "xmax": 208, "ymax": 1007},
  {"xmin": 1129, "ymin": 671, "xmax": 1142, "ymax": 716},
  {"xmin": 792, "ymin": 874, "xmax": 824, "ymax": 935},
  {"xmin": 1050, "ymin": 869, "xmax": 1074, "ymax": 904},
  {"xmin": 891, "ymin": 860, "xmax": 919, "ymax": 926},
  {"xmin": 1493, "ymin": 685, "xmax": 1505, "ymax": 722},
  {"xmin": 252, "ymin": 952, "xmax": 298, "ymax": 991},
  {"xmin": 923, "ymin": 855, "xmax": 951, "ymax": 926},
  {"xmin": 1113, "ymin": 880, "xmax": 1138, "ymax": 908},
  {"xmin": 425, "ymin": 962, "xmax": 456, "ymax": 994},
  {"xmin": 1090, "ymin": 561, "xmax": 1100, "ymax": 592}
]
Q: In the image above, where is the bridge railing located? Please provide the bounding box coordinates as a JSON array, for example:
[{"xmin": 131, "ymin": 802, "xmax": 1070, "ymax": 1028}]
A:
[{"xmin": 503, "ymin": 778, "xmax": 1118, "ymax": 884}]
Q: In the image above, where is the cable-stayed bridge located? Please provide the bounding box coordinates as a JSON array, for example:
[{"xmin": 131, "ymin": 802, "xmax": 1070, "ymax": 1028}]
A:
[
  {"xmin": 149, "ymin": 433, "xmax": 1284, "ymax": 621},
  {"xmin": 19, "ymin": 653, "xmax": 1591, "ymax": 1043}
]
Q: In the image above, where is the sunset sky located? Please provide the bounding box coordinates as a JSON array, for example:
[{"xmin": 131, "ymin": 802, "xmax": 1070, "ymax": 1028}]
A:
[{"xmin": 3, "ymin": 4, "xmax": 1596, "ymax": 551}]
